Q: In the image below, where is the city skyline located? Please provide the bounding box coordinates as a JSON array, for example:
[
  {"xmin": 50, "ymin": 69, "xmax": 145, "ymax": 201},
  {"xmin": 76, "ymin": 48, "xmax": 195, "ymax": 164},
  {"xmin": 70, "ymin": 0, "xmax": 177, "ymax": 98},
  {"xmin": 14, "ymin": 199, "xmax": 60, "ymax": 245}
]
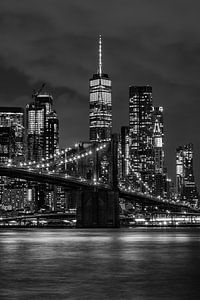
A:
[
  {"xmin": 0, "ymin": 37, "xmax": 199, "ymax": 190},
  {"xmin": 0, "ymin": 66, "xmax": 198, "ymax": 208},
  {"xmin": 0, "ymin": 0, "xmax": 200, "ymax": 186},
  {"xmin": 1, "ymin": 3, "xmax": 200, "ymax": 299}
]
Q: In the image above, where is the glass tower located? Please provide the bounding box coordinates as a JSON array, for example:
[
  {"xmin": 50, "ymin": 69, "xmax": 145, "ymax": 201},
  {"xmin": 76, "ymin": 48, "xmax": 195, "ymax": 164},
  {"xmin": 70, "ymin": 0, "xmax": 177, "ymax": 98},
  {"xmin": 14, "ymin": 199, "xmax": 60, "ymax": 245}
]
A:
[
  {"xmin": 176, "ymin": 144, "xmax": 199, "ymax": 207},
  {"xmin": 152, "ymin": 106, "xmax": 165, "ymax": 197},
  {"xmin": 0, "ymin": 107, "xmax": 24, "ymax": 162},
  {"xmin": 89, "ymin": 35, "xmax": 112, "ymax": 142},
  {"xmin": 0, "ymin": 107, "xmax": 25, "ymax": 211},
  {"xmin": 121, "ymin": 126, "xmax": 130, "ymax": 178},
  {"xmin": 129, "ymin": 86, "xmax": 154, "ymax": 190},
  {"xmin": 152, "ymin": 106, "xmax": 164, "ymax": 174},
  {"xmin": 26, "ymin": 92, "xmax": 59, "ymax": 162}
]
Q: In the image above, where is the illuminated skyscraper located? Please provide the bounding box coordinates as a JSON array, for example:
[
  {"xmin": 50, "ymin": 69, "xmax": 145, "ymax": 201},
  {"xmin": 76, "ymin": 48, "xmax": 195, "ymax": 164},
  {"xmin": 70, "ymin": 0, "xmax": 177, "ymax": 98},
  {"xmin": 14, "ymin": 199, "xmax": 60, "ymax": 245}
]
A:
[
  {"xmin": 152, "ymin": 106, "xmax": 164, "ymax": 174},
  {"xmin": 152, "ymin": 106, "xmax": 165, "ymax": 196},
  {"xmin": 26, "ymin": 91, "xmax": 59, "ymax": 212},
  {"xmin": 0, "ymin": 127, "xmax": 15, "ymax": 164},
  {"xmin": 176, "ymin": 144, "xmax": 199, "ymax": 207},
  {"xmin": 129, "ymin": 86, "xmax": 154, "ymax": 189},
  {"xmin": 120, "ymin": 126, "xmax": 130, "ymax": 179},
  {"xmin": 0, "ymin": 107, "xmax": 25, "ymax": 210},
  {"xmin": 46, "ymin": 110, "xmax": 59, "ymax": 159},
  {"xmin": 89, "ymin": 35, "xmax": 112, "ymax": 142},
  {"xmin": 0, "ymin": 107, "xmax": 24, "ymax": 161},
  {"xmin": 176, "ymin": 146, "xmax": 184, "ymax": 198},
  {"xmin": 26, "ymin": 92, "xmax": 59, "ymax": 162}
]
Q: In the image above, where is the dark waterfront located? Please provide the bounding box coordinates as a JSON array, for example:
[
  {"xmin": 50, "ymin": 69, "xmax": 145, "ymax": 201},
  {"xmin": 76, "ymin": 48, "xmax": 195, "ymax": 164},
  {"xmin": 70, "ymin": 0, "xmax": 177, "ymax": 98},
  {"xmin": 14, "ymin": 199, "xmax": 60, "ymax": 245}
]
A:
[{"xmin": 1, "ymin": 229, "xmax": 200, "ymax": 299}]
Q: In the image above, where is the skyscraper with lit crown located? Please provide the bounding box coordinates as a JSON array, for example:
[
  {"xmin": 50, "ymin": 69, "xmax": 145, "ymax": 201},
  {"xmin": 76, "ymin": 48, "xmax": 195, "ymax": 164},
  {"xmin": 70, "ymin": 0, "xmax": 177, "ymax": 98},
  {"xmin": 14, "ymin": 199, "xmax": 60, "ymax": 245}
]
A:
[
  {"xmin": 152, "ymin": 106, "xmax": 164, "ymax": 174},
  {"xmin": 89, "ymin": 35, "xmax": 112, "ymax": 142},
  {"xmin": 152, "ymin": 106, "xmax": 165, "ymax": 196}
]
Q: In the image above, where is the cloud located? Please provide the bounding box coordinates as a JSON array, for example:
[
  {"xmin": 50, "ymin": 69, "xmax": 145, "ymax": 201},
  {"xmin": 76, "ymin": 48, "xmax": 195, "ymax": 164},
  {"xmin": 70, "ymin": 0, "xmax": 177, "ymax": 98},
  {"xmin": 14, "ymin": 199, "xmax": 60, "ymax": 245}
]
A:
[
  {"xmin": 0, "ymin": 0, "xmax": 200, "ymax": 184},
  {"xmin": 0, "ymin": 0, "xmax": 199, "ymax": 90}
]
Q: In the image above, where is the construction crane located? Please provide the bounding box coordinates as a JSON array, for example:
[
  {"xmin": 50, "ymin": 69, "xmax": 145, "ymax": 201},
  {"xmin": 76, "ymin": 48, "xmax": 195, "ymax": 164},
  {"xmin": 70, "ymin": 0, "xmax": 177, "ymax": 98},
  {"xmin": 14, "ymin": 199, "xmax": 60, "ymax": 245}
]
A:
[{"xmin": 32, "ymin": 83, "xmax": 46, "ymax": 99}]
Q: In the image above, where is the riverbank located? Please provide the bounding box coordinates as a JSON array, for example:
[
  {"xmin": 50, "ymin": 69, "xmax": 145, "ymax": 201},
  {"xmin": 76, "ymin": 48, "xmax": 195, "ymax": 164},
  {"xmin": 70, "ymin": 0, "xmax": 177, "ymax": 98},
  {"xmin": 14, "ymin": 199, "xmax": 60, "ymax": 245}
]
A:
[{"xmin": 1, "ymin": 223, "xmax": 200, "ymax": 228}]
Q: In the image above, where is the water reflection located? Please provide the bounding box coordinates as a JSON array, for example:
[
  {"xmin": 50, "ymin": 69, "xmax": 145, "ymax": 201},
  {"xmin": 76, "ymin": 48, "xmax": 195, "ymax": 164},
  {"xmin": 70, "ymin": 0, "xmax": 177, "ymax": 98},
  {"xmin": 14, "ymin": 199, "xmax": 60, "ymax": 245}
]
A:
[{"xmin": 1, "ymin": 228, "xmax": 200, "ymax": 299}]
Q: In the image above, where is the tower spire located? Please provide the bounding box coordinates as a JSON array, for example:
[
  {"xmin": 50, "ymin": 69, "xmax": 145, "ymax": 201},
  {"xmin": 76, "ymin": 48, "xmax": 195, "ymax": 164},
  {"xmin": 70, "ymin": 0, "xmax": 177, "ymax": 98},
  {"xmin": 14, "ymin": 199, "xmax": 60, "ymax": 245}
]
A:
[{"xmin": 98, "ymin": 34, "xmax": 102, "ymax": 76}]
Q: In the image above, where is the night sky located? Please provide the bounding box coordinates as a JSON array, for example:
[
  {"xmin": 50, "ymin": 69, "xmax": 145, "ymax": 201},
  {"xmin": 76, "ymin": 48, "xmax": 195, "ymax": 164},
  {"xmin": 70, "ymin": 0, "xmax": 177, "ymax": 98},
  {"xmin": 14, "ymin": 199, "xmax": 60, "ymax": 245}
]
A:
[{"xmin": 0, "ymin": 0, "xmax": 200, "ymax": 186}]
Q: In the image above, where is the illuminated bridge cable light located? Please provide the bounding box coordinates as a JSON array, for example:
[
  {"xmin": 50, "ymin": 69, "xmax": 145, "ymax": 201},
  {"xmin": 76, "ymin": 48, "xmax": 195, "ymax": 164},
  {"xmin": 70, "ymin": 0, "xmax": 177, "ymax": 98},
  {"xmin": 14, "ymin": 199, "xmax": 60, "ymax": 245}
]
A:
[
  {"xmin": 128, "ymin": 163, "xmax": 152, "ymax": 194},
  {"xmin": 25, "ymin": 142, "xmax": 108, "ymax": 176}
]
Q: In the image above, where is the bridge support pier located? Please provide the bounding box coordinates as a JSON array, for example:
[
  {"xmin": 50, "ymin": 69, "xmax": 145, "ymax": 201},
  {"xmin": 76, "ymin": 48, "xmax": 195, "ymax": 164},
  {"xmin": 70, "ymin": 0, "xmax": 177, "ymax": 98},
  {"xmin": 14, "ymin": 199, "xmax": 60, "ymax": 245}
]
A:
[{"xmin": 76, "ymin": 188, "xmax": 120, "ymax": 228}]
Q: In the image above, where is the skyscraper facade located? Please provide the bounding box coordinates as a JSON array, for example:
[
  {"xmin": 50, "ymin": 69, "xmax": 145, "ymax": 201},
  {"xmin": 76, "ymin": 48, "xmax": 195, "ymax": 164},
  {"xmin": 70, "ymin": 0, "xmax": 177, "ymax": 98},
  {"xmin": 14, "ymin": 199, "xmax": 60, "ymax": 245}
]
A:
[
  {"xmin": 0, "ymin": 127, "xmax": 15, "ymax": 164},
  {"xmin": 89, "ymin": 35, "xmax": 112, "ymax": 142},
  {"xmin": 129, "ymin": 86, "xmax": 154, "ymax": 190},
  {"xmin": 0, "ymin": 107, "xmax": 25, "ymax": 211},
  {"xmin": 25, "ymin": 91, "xmax": 59, "ymax": 212},
  {"xmin": 46, "ymin": 111, "xmax": 59, "ymax": 159},
  {"xmin": 0, "ymin": 107, "xmax": 24, "ymax": 162},
  {"xmin": 120, "ymin": 126, "xmax": 130, "ymax": 179},
  {"xmin": 26, "ymin": 92, "xmax": 59, "ymax": 162},
  {"xmin": 152, "ymin": 106, "xmax": 164, "ymax": 174},
  {"xmin": 152, "ymin": 106, "xmax": 165, "ymax": 197},
  {"xmin": 176, "ymin": 144, "xmax": 199, "ymax": 207}
]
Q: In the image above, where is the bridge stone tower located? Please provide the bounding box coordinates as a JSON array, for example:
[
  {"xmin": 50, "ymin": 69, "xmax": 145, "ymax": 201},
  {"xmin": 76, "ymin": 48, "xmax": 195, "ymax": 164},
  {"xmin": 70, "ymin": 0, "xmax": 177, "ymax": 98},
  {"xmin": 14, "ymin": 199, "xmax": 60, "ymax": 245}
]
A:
[{"xmin": 76, "ymin": 134, "xmax": 120, "ymax": 228}]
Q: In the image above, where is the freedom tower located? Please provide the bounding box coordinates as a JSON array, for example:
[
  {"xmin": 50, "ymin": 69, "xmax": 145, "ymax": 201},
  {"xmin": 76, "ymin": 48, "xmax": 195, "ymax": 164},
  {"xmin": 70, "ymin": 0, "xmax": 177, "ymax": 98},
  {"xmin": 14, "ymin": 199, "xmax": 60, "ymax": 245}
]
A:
[{"xmin": 89, "ymin": 35, "xmax": 112, "ymax": 142}]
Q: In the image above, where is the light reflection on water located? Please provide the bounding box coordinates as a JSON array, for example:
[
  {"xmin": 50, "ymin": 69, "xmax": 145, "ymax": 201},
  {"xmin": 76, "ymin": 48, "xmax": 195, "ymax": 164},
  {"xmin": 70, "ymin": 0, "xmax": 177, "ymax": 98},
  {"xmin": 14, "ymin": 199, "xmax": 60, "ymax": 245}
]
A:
[{"xmin": 1, "ymin": 228, "xmax": 200, "ymax": 299}]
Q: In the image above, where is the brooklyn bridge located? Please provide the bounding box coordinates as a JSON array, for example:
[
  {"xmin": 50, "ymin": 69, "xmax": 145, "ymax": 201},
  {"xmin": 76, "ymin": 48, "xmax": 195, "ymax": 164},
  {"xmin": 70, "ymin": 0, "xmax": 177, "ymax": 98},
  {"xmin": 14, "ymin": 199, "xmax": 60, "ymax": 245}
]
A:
[{"xmin": 0, "ymin": 135, "xmax": 198, "ymax": 228}]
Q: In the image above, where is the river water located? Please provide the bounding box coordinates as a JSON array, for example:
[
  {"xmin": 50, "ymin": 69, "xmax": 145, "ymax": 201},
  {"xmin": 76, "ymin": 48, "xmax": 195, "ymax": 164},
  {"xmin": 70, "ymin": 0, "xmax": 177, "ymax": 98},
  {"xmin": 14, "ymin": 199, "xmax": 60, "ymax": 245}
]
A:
[{"xmin": 1, "ymin": 228, "xmax": 200, "ymax": 299}]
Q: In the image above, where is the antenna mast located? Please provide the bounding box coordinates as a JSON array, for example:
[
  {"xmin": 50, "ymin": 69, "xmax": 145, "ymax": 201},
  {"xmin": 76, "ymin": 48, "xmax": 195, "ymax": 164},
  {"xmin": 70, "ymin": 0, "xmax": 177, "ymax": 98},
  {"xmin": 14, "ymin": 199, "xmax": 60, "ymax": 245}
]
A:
[{"xmin": 98, "ymin": 35, "xmax": 102, "ymax": 76}]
